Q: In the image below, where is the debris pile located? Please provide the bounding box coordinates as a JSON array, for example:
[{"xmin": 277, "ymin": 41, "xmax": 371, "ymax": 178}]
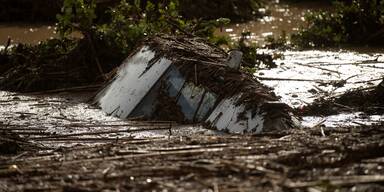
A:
[
  {"xmin": 95, "ymin": 36, "xmax": 298, "ymax": 134},
  {"xmin": 2, "ymin": 123, "xmax": 384, "ymax": 192},
  {"xmin": 0, "ymin": 131, "xmax": 39, "ymax": 156},
  {"xmin": 301, "ymin": 83, "xmax": 384, "ymax": 116}
]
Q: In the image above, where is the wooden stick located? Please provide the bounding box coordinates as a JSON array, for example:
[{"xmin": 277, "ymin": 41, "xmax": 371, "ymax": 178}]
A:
[
  {"xmin": 256, "ymin": 76, "xmax": 325, "ymax": 82},
  {"xmin": 31, "ymin": 126, "xmax": 173, "ymax": 140},
  {"xmin": 295, "ymin": 63, "xmax": 342, "ymax": 74},
  {"xmin": 195, "ymin": 64, "xmax": 198, "ymax": 84},
  {"xmin": 59, "ymin": 147, "xmax": 226, "ymax": 166},
  {"xmin": 85, "ymin": 32, "xmax": 106, "ymax": 81},
  {"xmin": 27, "ymin": 84, "xmax": 103, "ymax": 95},
  {"xmin": 351, "ymin": 77, "xmax": 383, "ymax": 84},
  {"xmin": 284, "ymin": 175, "xmax": 384, "ymax": 188},
  {"xmin": 180, "ymin": 57, "xmax": 227, "ymax": 67},
  {"xmin": 3, "ymin": 37, "xmax": 11, "ymax": 53},
  {"xmin": 319, "ymin": 60, "xmax": 384, "ymax": 66}
]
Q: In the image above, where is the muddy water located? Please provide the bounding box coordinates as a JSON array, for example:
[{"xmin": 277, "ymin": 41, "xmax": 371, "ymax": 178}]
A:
[
  {"xmin": 0, "ymin": 24, "xmax": 59, "ymax": 46},
  {"xmin": 258, "ymin": 49, "xmax": 384, "ymax": 127},
  {"xmin": 216, "ymin": 0, "xmax": 329, "ymax": 45},
  {"xmin": 0, "ymin": 91, "xmax": 218, "ymax": 148},
  {"xmin": 0, "ymin": 0, "xmax": 326, "ymax": 47},
  {"xmin": 258, "ymin": 49, "xmax": 384, "ymax": 107},
  {"xmin": 218, "ymin": 0, "xmax": 384, "ymax": 126}
]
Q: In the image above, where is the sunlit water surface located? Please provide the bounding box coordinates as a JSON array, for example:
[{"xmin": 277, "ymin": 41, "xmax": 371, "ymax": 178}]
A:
[
  {"xmin": 215, "ymin": 0, "xmax": 329, "ymax": 45},
  {"xmin": 216, "ymin": 0, "xmax": 384, "ymax": 127}
]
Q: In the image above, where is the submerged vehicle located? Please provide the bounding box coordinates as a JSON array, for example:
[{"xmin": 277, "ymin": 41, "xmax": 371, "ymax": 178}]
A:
[{"xmin": 94, "ymin": 36, "xmax": 297, "ymax": 134}]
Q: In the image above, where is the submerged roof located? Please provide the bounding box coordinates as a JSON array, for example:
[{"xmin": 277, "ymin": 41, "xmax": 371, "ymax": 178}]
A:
[
  {"xmin": 95, "ymin": 36, "xmax": 296, "ymax": 133},
  {"xmin": 147, "ymin": 36, "xmax": 280, "ymax": 103}
]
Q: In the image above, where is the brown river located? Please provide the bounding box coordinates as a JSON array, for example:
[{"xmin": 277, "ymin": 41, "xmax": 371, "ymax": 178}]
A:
[
  {"xmin": 0, "ymin": 23, "xmax": 57, "ymax": 45},
  {"xmin": 0, "ymin": 0, "xmax": 325, "ymax": 46}
]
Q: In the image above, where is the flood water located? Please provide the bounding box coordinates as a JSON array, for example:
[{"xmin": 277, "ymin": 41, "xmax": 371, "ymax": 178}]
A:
[
  {"xmin": 0, "ymin": 0, "xmax": 383, "ymax": 143},
  {"xmin": 215, "ymin": 0, "xmax": 384, "ymax": 127},
  {"xmin": 0, "ymin": 0, "xmax": 326, "ymax": 46},
  {"xmin": 216, "ymin": 0, "xmax": 330, "ymax": 45},
  {"xmin": 0, "ymin": 91, "xmax": 219, "ymax": 148},
  {"xmin": 259, "ymin": 49, "xmax": 384, "ymax": 127},
  {"xmin": 0, "ymin": 24, "xmax": 58, "ymax": 46}
]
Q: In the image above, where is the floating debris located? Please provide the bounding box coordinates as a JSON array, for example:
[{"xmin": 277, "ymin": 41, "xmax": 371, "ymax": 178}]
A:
[
  {"xmin": 257, "ymin": 49, "xmax": 384, "ymax": 108},
  {"xmin": 94, "ymin": 36, "xmax": 298, "ymax": 134}
]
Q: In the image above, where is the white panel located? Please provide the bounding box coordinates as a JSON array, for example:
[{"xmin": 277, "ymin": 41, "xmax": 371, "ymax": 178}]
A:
[
  {"xmin": 96, "ymin": 46, "xmax": 172, "ymax": 119},
  {"xmin": 206, "ymin": 95, "xmax": 265, "ymax": 134}
]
